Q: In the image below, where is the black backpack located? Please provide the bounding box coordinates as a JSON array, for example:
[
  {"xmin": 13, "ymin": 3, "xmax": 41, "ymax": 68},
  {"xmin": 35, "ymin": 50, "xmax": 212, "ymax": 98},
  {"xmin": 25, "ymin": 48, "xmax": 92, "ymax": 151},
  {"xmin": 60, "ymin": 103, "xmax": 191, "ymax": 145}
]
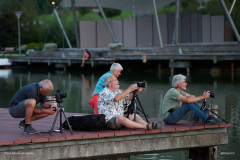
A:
[{"xmin": 62, "ymin": 114, "xmax": 107, "ymax": 131}]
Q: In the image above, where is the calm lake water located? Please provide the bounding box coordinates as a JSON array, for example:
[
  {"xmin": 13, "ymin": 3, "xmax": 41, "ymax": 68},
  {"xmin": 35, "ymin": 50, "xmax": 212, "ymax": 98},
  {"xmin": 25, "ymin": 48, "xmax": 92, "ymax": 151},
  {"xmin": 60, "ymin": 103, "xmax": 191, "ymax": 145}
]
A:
[{"xmin": 0, "ymin": 68, "xmax": 239, "ymax": 160}]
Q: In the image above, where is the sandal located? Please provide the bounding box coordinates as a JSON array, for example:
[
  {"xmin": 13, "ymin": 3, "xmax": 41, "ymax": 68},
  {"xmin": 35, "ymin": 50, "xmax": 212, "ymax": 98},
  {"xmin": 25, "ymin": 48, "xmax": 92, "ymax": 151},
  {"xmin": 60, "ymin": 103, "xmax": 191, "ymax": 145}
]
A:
[
  {"xmin": 152, "ymin": 121, "xmax": 162, "ymax": 129},
  {"xmin": 146, "ymin": 123, "xmax": 151, "ymax": 130}
]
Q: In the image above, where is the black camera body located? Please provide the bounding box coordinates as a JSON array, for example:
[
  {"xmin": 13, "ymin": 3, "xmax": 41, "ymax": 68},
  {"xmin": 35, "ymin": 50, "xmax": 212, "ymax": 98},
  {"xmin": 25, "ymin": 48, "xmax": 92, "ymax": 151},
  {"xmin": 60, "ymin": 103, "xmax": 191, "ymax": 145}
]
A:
[
  {"xmin": 133, "ymin": 81, "xmax": 146, "ymax": 88},
  {"xmin": 55, "ymin": 90, "xmax": 67, "ymax": 103},
  {"xmin": 206, "ymin": 90, "xmax": 215, "ymax": 98},
  {"xmin": 52, "ymin": 107, "xmax": 57, "ymax": 112}
]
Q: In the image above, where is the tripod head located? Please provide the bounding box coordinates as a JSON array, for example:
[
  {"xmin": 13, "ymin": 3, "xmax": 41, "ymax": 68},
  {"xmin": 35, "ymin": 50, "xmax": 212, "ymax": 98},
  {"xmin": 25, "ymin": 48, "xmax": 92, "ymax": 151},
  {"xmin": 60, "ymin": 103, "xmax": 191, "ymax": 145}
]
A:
[
  {"xmin": 132, "ymin": 89, "xmax": 138, "ymax": 97},
  {"xmin": 55, "ymin": 90, "xmax": 67, "ymax": 103}
]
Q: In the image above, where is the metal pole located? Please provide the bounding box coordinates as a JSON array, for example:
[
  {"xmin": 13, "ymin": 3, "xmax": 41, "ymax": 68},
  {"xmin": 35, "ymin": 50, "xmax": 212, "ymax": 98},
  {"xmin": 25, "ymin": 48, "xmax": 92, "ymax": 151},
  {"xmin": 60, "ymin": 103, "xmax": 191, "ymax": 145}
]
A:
[
  {"xmin": 71, "ymin": 0, "xmax": 80, "ymax": 48},
  {"xmin": 95, "ymin": 0, "xmax": 118, "ymax": 43},
  {"xmin": 229, "ymin": 0, "xmax": 236, "ymax": 14},
  {"xmin": 153, "ymin": 0, "xmax": 163, "ymax": 47},
  {"xmin": 62, "ymin": 5, "xmax": 65, "ymax": 48},
  {"xmin": 54, "ymin": 9, "xmax": 72, "ymax": 48},
  {"xmin": 18, "ymin": 17, "xmax": 21, "ymax": 56},
  {"xmin": 220, "ymin": 0, "xmax": 240, "ymax": 42},
  {"xmin": 173, "ymin": 0, "xmax": 180, "ymax": 44}
]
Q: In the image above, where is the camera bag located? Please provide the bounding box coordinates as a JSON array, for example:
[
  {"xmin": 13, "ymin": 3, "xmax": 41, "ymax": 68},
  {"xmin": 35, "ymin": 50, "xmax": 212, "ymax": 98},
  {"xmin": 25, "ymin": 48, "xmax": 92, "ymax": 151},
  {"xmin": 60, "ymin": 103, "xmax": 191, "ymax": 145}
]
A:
[{"xmin": 62, "ymin": 114, "xmax": 107, "ymax": 131}]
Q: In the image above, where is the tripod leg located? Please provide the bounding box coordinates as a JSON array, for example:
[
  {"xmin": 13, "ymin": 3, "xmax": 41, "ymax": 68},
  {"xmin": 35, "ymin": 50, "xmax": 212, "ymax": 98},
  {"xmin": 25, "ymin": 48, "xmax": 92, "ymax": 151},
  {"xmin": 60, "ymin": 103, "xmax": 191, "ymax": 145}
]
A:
[
  {"xmin": 136, "ymin": 97, "xmax": 149, "ymax": 123},
  {"xmin": 133, "ymin": 100, "xmax": 137, "ymax": 122},
  {"xmin": 60, "ymin": 109, "xmax": 62, "ymax": 133},
  {"xmin": 49, "ymin": 109, "xmax": 60, "ymax": 135},
  {"xmin": 192, "ymin": 117, "xmax": 199, "ymax": 126},
  {"xmin": 62, "ymin": 110, "xmax": 73, "ymax": 134},
  {"xmin": 205, "ymin": 108, "xmax": 228, "ymax": 124}
]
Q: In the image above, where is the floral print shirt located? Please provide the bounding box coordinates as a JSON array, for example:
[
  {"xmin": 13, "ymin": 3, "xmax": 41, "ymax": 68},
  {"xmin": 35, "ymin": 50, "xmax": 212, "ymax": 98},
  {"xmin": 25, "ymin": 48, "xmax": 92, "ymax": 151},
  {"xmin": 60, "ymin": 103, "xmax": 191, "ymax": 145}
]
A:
[{"xmin": 98, "ymin": 87, "xmax": 125, "ymax": 122}]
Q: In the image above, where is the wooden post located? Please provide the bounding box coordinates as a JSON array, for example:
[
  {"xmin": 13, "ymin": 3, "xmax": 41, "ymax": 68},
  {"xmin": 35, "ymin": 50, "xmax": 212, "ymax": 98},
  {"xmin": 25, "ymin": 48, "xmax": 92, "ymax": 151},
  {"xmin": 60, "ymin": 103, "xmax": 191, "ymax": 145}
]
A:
[
  {"xmin": 231, "ymin": 62, "xmax": 234, "ymax": 73},
  {"xmin": 171, "ymin": 67, "xmax": 174, "ymax": 74},
  {"xmin": 158, "ymin": 63, "xmax": 161, "ymax": 72},
  {"xmin": 187, "ymin": 67, "xmax": 190, "ymax": 74},
  {"xmin": 231, "ymin": 62, "xmax": 234, "ymax": 82}
]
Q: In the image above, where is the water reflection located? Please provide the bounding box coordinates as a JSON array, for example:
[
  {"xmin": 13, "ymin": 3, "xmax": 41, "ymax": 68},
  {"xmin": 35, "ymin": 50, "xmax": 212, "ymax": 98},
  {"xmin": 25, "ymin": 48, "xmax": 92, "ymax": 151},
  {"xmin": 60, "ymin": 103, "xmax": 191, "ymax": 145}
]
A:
[
  {"xmin": 0, "ymin": 69, "xmax": 12, "ymax": 79},
  {"xmin": 0, "ymin": 69, "xmax": 240, "ymax": 159}
]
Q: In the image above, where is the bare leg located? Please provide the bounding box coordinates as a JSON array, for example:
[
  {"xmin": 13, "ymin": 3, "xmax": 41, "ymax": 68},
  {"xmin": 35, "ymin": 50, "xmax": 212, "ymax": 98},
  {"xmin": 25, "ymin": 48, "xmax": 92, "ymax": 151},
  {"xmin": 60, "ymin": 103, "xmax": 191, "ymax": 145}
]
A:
[
  {"xmin": 129, "ymin": 114, "xmax": 148, "ymax": 125},
  {"xmin": 24, "ymin": 99, "xmax": 36, "ymax": 124},
  {"xmin": 116, "ymin": 116, "xmax": 153, "ymax": 129},
  {"xmin": 31, "ymin": 114, "xmax": 49, "ymax": 121},
  {"xmin": 81, "ymin": 58, "xmax": 85, "ymax": 67},
  {"xmin": 81, "ymin": 53, "xmax": 89, "ymax": 67}
]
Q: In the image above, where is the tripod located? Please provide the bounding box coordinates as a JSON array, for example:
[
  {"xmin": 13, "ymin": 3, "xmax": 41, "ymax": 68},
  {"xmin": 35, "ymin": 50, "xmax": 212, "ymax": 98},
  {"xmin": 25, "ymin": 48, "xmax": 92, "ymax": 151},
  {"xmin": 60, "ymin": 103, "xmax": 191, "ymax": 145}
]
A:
[
  {"xmin": 48, "ymin": 101, "xmax": 73, "ymax": 135},
  {"xmin": 192, "ymin": 99, "xmax": 228, "ymax": 126},
  {"xmin": 125, "ymin": 89, "xmax": 150, "ymax": 123}
]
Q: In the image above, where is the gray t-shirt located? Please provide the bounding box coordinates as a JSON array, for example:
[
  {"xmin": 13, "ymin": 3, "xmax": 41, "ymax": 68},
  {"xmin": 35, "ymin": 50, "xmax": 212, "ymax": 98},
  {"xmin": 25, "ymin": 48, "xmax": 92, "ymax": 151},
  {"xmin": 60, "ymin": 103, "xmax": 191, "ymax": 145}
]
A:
[
  {"xmin": 162, "ymin": 88, "xmax": 186, "ymax": 119},
  {"xmin": 8, "ymin": 82, "xmax": 48, "ymax": 108}
]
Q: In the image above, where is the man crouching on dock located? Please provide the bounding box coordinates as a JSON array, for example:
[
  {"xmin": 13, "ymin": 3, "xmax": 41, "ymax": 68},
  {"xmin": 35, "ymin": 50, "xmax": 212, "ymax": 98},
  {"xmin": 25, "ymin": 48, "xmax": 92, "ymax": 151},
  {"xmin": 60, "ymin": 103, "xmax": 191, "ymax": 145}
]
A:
[
  {"xmin": 98, "ymin": 75, "xmax": 162, "ymax": 130},
  {"xmin": 8, "ymin": 79, "xmax": 58, "ymax": 134}
]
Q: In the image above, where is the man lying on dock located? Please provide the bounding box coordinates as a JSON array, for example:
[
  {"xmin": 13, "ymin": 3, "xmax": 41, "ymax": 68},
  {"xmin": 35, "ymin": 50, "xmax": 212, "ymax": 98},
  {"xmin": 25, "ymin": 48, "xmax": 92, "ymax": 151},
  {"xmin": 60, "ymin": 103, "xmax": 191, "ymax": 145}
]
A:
[
  {"xmin": 8, "ymin": 79, "xmax": 58, "ymax": 134},
  {"xmin": 98, "ymin": 75, "xmax": 162, "ymax": 130},
  {"xmin": 162, "ymin": 74, "xmax": 221, "ymax": 125}
]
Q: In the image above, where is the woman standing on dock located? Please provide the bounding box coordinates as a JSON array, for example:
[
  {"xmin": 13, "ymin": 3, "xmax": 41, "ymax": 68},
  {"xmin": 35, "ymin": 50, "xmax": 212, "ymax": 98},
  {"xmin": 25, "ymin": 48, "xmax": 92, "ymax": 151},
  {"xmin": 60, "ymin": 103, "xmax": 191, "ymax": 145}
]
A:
[{"xmin": 81, "ymin": 49, "xmax": 91, "ymax": 67}]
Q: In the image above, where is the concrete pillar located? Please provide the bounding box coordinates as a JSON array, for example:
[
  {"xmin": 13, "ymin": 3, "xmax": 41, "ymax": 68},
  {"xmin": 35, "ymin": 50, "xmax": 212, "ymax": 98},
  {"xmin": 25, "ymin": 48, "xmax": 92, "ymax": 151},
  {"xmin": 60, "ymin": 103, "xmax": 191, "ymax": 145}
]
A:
[
  {"xmin": 171, "ymin": 67, "xmax": 174, "ymax": 74},
  {"xmin": 189, "ymin": 146, "xmax": 217, "ymax": 160},
  {"xmin": 187, "ymin": 67, "xmax": 190, "ymax": 74}
]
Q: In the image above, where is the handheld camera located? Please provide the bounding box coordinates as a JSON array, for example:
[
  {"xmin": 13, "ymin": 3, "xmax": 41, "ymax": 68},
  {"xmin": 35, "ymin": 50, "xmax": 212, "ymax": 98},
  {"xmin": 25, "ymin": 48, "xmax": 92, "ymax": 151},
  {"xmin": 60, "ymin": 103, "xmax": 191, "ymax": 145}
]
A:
[
  {"xmin": 206, "ymin": 90, "xmax": 215, "ymax": 98},
  {"xmin": 133, "ymin": 81, "xmax": 146, "ymax": 88}
]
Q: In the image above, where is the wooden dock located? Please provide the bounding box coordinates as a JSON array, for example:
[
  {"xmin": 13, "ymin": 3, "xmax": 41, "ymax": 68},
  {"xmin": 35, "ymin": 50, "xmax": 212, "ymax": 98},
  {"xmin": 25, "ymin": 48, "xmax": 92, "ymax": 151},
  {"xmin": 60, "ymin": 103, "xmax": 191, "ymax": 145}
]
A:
[
  {"xmin": 0, "ymin": 108, "xmax": 232, "ymax": 160},
  {"xmin": 8, "ymin": 43, "xmax": 240, "ymax": 72}
]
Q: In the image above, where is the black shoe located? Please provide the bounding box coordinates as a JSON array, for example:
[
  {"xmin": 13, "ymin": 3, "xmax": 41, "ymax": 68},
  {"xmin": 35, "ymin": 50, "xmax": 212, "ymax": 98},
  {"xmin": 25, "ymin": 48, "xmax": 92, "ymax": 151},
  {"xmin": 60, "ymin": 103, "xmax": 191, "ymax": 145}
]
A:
[
  {"xmin": 205, "ymin": 115, "xmax": 221, "ymax": 125},
  {"xmin": 18, "ymin": 120, "xmax": 25, "ymax": 129},
  {"xmin": 23, "ymin": 126, "xmax": 38, "ymax": 134}
]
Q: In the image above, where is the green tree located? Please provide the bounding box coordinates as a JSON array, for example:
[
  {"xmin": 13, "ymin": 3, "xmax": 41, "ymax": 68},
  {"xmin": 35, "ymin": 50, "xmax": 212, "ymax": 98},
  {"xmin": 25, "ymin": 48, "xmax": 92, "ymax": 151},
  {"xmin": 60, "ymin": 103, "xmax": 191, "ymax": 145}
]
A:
[
  {"xmin": 0, "ymin": 0, "xmax": 20, "ymax": 48},
  {"xmin": 181, "ymin": 0, "xmax": 199, "ymax": 12},
  {"xmin": 35, "ymin": 0, "xmax": 62, "ymax": 15},
  {"xmin": 19, "ymin": 0, "xmax": 40, "ymax": 44},
  {"xmin": 98, "ymin": 8, "xmax": 121, "ymax": 18},
  {"xmin": 79, "ymin": 7, "xmax": 90, "ymax": 16}
]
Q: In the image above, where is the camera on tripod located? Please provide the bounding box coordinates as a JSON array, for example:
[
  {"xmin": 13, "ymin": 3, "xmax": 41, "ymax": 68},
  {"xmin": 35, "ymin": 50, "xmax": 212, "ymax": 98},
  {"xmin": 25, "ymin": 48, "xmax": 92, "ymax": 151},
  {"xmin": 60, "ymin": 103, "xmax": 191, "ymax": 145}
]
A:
[
  {"xmin": 55, "ymin": 90, "xmax": 67, "ymax": 103},
  {"xmin": 133, "ymin": 81, "xmax": 146, "ymax": 88},
  {"xmin": 46, "ymin": 89, "xmax": 73, "ymax": 135},
  {"xmin": 206, "ymin": 90, "xmax": 215, "ymax": 98}
]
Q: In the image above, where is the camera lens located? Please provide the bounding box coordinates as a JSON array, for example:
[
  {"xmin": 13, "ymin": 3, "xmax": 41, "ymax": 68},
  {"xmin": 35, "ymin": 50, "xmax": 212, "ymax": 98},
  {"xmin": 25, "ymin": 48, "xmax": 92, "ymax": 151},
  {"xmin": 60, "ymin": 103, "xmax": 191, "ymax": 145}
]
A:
[{"xmin": 210, "ymin": 92, "xmax": 215, "ymax": 98}]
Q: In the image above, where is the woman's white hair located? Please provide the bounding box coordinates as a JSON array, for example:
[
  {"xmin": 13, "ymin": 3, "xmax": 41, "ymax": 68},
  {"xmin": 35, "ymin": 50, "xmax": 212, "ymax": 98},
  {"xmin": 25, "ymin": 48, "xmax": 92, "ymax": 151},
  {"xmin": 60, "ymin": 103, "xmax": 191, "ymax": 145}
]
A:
[
  {"xmin": 104, "ymin": 75, "xmax": 113, "ymax": 87},
  {"xmin": 39, "ymin": 79, "xmax": 54, "ymax": 90},
  {"xmin": 110, "ymin": 63, "xmax": 123, "ymax": 72},
  {"xmin": 172, "ymin": 74, "xmax": 186, "ymax": 88}
]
